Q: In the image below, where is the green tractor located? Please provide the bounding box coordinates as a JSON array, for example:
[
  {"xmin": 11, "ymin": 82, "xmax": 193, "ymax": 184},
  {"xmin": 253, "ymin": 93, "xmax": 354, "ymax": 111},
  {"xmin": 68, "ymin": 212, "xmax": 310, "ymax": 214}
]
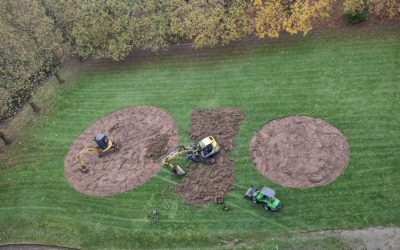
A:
[{"xmin": 244, "ymin": 186, "xmax": 282, "ymax": 212}]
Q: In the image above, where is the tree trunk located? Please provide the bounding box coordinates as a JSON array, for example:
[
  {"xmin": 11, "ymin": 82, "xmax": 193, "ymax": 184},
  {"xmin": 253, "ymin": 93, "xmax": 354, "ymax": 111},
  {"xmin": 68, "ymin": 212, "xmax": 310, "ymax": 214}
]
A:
[
  {"xmin": 0, "ymin": 131, "xmax": 12, "ymax": 145},
  {"xmin": 54, "ymin": 71, "xmax": 65, "ymax": 84},
  {"xmin": 29, "ymin": 101, "xmax": 41, "ymax": 113}
]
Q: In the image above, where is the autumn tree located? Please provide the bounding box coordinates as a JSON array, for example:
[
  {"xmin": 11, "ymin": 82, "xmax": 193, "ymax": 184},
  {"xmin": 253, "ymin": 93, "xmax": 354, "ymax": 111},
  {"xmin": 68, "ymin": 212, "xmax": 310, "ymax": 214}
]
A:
[
  {"xmin": 251, "ymin": 0, "xmax": 334, "ymax": 38},
  {"xmin": 129, "ymin": 0, "xmax": 177, "ymax": 51},
  {"xmin": 170, "ymin": 0, "xmax": 252, "ymax": 48},
  {"xmin": 370, "ymin": 0, "xmax": 400, "ymax": 19},
  {"xmin": 343, "ymin": 0, "xmax": 370, "ymax": 23},
  {"xmin": 41, "ymin": 0, "xmax": 137, "ymax": 60},
  {"xmin": 0, "ymin": 0, "xmax": 63, "ymax": 121}
]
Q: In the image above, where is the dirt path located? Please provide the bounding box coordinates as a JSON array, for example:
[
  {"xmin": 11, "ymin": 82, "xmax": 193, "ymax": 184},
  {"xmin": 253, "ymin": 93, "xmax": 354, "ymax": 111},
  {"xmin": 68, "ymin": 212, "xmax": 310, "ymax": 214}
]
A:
[
  {"xmin": 64, "ymin": 106, "xmax": 178, "ymax": 196},
  {"xmin": 337, "ymin": 227, "xmax": 400, "ymax": 250},
  {"xmin": 174, "ymin": 108, "xmax": 244, "ymax": 205},
  {"xmin": 250, "ymin": 116, "xmax": 349, "ymax": 188}
]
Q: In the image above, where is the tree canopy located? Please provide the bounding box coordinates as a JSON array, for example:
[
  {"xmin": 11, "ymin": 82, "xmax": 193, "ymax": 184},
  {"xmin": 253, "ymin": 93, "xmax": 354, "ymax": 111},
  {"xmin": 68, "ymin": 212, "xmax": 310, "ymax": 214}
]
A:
[
  {"xmin": 0, "ymin": 0, "xmax": 64, "ymax": 121},
  {"xmin": 1, "ymin": 0, "xmax": 398, "ymax": 123},
  {"xmin": 370, "ymin": 0, "xmax": 400, "ymax": 19},
  {"xmin": 35, "ymin": 0, "xmax": 337, "ymax": 58}
]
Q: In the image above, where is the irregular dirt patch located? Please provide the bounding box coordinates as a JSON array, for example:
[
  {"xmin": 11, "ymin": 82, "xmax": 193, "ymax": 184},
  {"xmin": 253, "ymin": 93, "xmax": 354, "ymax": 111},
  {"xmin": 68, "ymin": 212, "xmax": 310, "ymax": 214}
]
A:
[
  {"xmin": 64, "ymin": 106, "xmax": 178, "ymax": 196},
  {"xmin": 250, "ymin": 116, "xmax": 349, "ymax": 188},
  {"xmin": 338, "ymin": 227, "xmax": 400, "ymax": 250},
  {"xmin": 174, "ymin": 108, "xmax": 245, "ymax": 205}
]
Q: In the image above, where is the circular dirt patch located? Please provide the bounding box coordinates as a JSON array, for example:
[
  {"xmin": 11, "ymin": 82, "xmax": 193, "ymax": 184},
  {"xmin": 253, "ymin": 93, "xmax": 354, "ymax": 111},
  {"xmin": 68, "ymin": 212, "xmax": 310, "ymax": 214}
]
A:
[
  {"xmin": 250, "ymin": 116, "xmax": 349, "ymax": 188},
  {"xmin": 64, "ymin": 106, "xmax": 178, "ymax": 196}
]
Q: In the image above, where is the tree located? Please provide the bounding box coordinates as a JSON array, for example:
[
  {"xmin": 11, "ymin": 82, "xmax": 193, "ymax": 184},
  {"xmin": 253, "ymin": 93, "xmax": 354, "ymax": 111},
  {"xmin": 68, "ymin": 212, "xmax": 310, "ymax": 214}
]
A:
[
  {"xmin": 129, "ymin": 0, "xmax": 176, "ymax": 51},
  {"xmin": 370, "ymin": 0, "xmax": 400, "ymax": 19},
  {"xmin": 343, "ymin": 0, "xmax": 370, "ymax": 24},
  {"xmin": 0, "ymin": 0, "xmax": 63, "ymax": 122},
  {"xmin": 251, "ymin": 0, "xmax": 334, "ymax": 38},
  {"xmin": 170, "ymin": 0, "xmax": 252, "ymax": 48},
  {"xmin": 44, "ymin": 0, "xmax": 137, "ymax": 60}
]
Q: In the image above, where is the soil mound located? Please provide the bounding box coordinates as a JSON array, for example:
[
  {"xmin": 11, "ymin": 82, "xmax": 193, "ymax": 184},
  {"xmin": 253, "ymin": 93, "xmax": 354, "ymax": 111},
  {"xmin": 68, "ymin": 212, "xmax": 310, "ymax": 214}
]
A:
[
  {"xmin": 175, "ymin": 108, "xmax": 244, "ymax": 205},
  {"xmin": 250, "ymin": 116, "xmax": 349, "ymax": 188},
  {"xmin": 64, "ymin": 106, "xmax": 178, "ymax": 196}
]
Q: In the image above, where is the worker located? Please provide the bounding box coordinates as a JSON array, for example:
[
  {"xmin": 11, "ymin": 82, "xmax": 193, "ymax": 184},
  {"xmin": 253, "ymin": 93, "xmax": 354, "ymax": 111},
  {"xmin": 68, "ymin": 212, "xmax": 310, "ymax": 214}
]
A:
[{"xmin": 151, "ymin": 208, "xmax": 159, "ymax": 220}]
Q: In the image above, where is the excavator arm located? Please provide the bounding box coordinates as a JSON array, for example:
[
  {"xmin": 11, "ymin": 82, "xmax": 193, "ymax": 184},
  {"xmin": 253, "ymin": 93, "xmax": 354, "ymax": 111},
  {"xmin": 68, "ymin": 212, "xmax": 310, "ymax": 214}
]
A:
[
  {"xmin": 161, "ymin": 146, "xmax": 197, "ymax": 176},
  {"xmin": 161, "ymin": 137, "xmax": 220, "ymax": 176},
  {"xmin": 75, "ymin": 147, "xmax": 101, "ymax": 168},
  {"xmin": 75, "ymin": 136, "xmax": 118, "ymax": 173}
]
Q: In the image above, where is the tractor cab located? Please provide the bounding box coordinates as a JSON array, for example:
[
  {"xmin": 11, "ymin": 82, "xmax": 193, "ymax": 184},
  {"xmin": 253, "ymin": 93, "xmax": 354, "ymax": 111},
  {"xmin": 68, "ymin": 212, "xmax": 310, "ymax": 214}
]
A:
[
  {"xmin": 94, "ymin": 133, "xmax": 110, "ymax": 150},
  {"xmin": 254, "ymin": 187, "xmax": 275, "ymax": 202},
  {"xmin": 257, "ymin": 187, "xmax": 281, "ymax": 211},
  {"xmin": 260, "ymin": 187, "xmax": 275, "ymax": 199},
  {"xmin": 198, "ymin": 136, "xmax": 220, "ymax": 158},
  {"xmin": 244, "ymin": 186, "xmax": 282, "ymax": 212}
]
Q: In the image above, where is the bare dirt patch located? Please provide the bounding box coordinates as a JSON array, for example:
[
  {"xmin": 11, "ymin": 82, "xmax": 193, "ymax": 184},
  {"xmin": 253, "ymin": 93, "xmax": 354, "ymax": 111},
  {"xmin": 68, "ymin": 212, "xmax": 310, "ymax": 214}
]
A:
[
  {"xmin": 174, "ymin": 108, "xmax": 245, "ymax": 205},
  {"xmin": 64, "ymin": 106, "xmax": 178, "ymax": 196},
  {"xmin": 338, "ymin": 227, "xmax": 400, "ymax": 250},
  {"xmin": 250, "ymin": 116, "xmax": 349, "ymax": 188}
]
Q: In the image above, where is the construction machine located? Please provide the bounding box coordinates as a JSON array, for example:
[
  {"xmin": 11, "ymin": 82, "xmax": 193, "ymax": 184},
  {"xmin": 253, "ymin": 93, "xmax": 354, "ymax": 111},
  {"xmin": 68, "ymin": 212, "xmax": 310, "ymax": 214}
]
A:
[
  {"xmin": 75, "ymin": 133, "xmax": 118, "ymax": 172},
  {"xmin": 244, "ymin": 186, "xmax": 282, "ymax": 212},
  {"xmin": 161, "ymin": 136, "xmax": 220, "ymax": 176}
]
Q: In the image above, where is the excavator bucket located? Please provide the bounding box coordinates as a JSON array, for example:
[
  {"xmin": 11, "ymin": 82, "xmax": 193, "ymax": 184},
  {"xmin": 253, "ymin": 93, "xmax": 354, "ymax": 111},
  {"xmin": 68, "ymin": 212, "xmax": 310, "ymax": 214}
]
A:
[{"xmin": 173, "ymin": 165, "xmax": 186, "ymax": 176}]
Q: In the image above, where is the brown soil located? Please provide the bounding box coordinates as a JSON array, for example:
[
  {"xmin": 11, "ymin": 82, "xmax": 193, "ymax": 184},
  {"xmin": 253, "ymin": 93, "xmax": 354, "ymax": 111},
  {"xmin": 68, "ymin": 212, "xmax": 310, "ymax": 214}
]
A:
[
  {"xmin": 250, "ymin": 116, "xmax": 349, "ymax": 188},
  {"xmin": 174, "ymin": 108, "xmax": 245, "ymax": 205},
  {"xmin": 64, "ymin": 106, "xmax": 178, "ymax": 196}
]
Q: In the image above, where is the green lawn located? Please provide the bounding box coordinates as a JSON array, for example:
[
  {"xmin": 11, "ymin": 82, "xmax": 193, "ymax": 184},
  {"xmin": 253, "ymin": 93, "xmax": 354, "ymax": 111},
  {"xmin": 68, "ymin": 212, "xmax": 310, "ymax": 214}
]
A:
[{"xmin": 0, "ymin": 25, "xmax": 399, "ymax": 249}]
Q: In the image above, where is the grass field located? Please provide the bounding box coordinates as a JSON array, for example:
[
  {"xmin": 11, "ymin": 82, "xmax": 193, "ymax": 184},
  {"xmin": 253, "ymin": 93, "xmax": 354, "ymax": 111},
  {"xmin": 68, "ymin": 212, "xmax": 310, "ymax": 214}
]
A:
[{"xmin": 0, "ymin": 24, "xmax": 399, "ymax": 249}]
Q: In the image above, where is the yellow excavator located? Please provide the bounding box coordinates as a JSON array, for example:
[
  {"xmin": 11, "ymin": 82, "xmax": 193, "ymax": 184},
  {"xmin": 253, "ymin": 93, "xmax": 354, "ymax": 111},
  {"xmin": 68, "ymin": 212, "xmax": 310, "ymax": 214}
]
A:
[
  {"xmin": 75, "ymin": 133, "xmax": 118, "ymax": 173},
  {"xmin": 162, "ymin": 136, "xmax": 220, "ymax": 176}
]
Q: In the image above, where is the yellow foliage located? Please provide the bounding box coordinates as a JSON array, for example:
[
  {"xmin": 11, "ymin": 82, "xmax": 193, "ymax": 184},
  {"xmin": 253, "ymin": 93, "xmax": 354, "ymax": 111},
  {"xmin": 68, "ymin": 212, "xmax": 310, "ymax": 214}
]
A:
[
  {"xmin": 252, "ymin": 0, "xmax": 333, "ymax": 38},
  {"xmin": 170, "ymin": 0, "xmax": 252, "ymax": 48},
  {"xmin": 343, "ymin": 0, "xmax": 370, "ymax": 15},
  {"xmin": 370, "ymin": 0, "xmax": 400, "ymax": 18},
  {"xmin": 253, "ymin": 0, "xmax": 285, "ymax": 38}
]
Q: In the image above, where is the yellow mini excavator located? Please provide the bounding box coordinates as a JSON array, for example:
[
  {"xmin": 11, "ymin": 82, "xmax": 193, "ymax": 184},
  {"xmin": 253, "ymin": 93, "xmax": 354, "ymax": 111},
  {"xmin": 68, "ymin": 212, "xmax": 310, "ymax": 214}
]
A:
[
  {"xmin": 162, "ymin": 136, "xmax": 220, "ymax": 176},
  {"xmin": 75, "ymin": 133, "xmax": 118, "ymax": 173}
]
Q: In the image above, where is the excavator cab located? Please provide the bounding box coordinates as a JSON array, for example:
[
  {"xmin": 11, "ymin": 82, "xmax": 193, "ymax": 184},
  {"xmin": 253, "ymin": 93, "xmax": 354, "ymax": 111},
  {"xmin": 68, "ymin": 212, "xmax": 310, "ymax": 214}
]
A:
[
  {"xmin": 94, "ymin": 133, "xmax": 110, "ymax": 150},
  {"xmin": 76, "ymin": 133, "xmax": 118, "ymax": 173},
  {"xmin": 162, "ymin": 136, "xmax": 221, "ymax": 176},
  {"xmin": 198, "ymin": 136, "xmax": 220, "ymax": 158}
]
